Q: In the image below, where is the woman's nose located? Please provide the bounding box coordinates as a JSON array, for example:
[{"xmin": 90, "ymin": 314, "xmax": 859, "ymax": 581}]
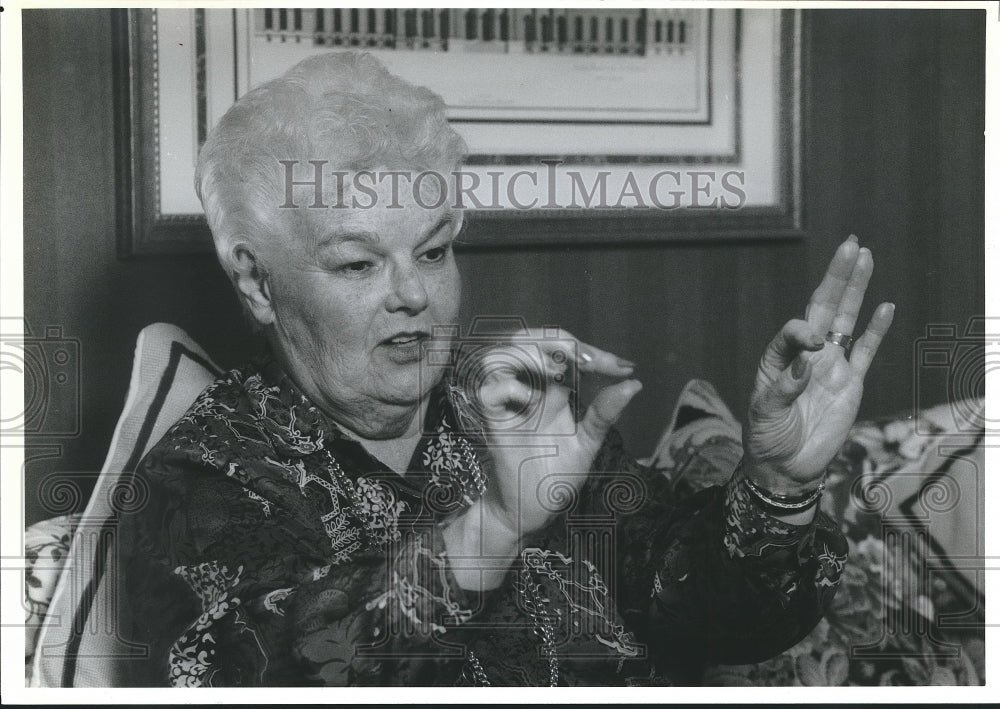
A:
[{"xmin": 386, "ymin": 262, "xmax": 429, "ymax": 314}]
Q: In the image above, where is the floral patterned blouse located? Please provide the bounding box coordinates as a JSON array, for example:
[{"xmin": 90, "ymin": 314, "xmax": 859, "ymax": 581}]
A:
[{"xmin": 117, "ymin": 358, "xmax": 847, "ymax": 687}]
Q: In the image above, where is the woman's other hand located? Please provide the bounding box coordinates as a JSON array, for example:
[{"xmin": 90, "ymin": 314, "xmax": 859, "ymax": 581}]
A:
[
  {"xmin": 469, "ymin": 330, "xmax": 641, "ymax": 540},
  {"xmin": 744, "ymin": 235, "xmax": 894, "ymax": 511}
]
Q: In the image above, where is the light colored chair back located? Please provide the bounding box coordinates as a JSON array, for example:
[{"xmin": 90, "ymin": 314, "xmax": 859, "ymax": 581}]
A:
[{"xmin": 31, "ymin": 323, "xmax": 222, "ymax": 687}]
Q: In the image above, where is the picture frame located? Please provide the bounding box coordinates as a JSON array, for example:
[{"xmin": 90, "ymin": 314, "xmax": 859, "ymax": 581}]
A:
[{"xmin": 114, "ymin": 7, "xmax": 804, "ymax": 256}]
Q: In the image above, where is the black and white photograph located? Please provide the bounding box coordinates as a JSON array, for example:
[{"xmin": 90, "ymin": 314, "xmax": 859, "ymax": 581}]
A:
[{"xmin": 1, "ymin": 1, "xmax": 993, "ymax": 699}]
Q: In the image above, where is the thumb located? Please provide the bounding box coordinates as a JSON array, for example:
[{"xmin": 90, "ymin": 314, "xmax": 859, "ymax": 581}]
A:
[
  {"xmin": 760, "ymin": 319, "xmax": 824, "ymax": 376},
  {"xmin": 578, "ymin": 379, "xmax": 643, "ymax": 450},
  {"xmin": 476, "ymin": 376, "xmax": 533, "ymax": 419},
  {"xmin": 754, "ymin": 355, "xmax": 812, "ymax": 413}
]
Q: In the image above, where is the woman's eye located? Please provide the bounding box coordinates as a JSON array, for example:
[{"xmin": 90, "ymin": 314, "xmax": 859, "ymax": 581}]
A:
[
  {"xmin": 341, "ymin": 260, "xmax": 374, "ymax": 274},
  {"xmin": 421, "ymin": 245, "xmax": 449, "ymax": 264}
]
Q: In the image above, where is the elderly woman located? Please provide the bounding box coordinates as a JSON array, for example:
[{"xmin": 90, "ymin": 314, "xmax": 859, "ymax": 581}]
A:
[{"xmin": 119, "ymin": 52, "xmax": 893, "ymax": 687}]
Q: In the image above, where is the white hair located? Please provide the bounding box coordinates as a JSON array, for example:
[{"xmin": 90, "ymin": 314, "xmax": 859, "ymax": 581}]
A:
[{"xmin": 195, "ymin": 51, "xmax": 467, "ymax": 283}]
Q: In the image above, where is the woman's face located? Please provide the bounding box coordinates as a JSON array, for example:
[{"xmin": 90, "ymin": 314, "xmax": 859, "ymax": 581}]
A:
[{"xmin": 260, "ymin": 176, "xmax": 462, "ymax": 438}]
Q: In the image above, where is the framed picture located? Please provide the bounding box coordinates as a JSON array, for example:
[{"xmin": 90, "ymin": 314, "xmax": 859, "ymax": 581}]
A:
[{"xmin": 115, "ymin": 7, "xmax": 803, "ymax": 256}]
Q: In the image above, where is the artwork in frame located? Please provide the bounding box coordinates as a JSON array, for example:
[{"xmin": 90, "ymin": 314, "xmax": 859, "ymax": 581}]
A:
[{"xmin": 115, "ymin": 7, "xmax": 803, "ymax": 256}]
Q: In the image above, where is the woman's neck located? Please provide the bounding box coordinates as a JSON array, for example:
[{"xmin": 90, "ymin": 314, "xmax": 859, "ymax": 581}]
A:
[
  {"xmin": 338, "ymin": 400, "xmax": 427, "ymax": 475},
  {"xmin": 264, "ymin": 340, "xmax": 432, "ymax": 464}
]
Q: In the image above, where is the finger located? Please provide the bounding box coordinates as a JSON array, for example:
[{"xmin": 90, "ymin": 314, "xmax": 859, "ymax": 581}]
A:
[
  {"xmin": 578, "ymin": 379, "xmax": 643, "ymax": 450},
  {"xmin": 754, "ymin": 354, "xmax": 813, "ymax": 412},
  {"xmin": 477, "ymin": 375, "xmax": 574, "ymax": 434},
  {"xmin": 519, "ymin": 328, "xmax": 636, "ymax": 377},
  {"xmin": 759, "ymin": 319, "xmax": 825, "ymax": 376},
  {"xmin": 849, "ymin": 302, "xmax": 895, "ymax": 375},
  {"xmin": 574, "ymin": 343, "xmax": 635, "ymax": 377},
  {"xmin": 805, "ymin": 236, "xmax": 861, "ymax": 333},
  {"xmin": 477, "ymin": 376, "xmax": 534, "ymax": 414},
  {"xmin": 475, "ymin": 344, "xmax": 565, "ymax": 392},
  {"xmin": 829, "ymin": 247, "xmax": 874, "ymax": 336}
]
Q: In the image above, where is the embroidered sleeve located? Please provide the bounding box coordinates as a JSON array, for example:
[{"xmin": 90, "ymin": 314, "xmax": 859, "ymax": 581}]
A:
[
  {"xmin": 119, "ymin": 451, "xmax": 483, "ymax": 686},
  {"xmin": 118, "ymin": 457, "xmax": 286, "ymax": 686},
  {"xmin": 368, "ymin": 525, "xmax": 483, "ymax": 633},
  {"xmin": 723, "ymin": 458, "xmax": 847, "ymax": 593},
  {"xmin": 288, "ymin": 523, "xmax": 487, "ymax": 685},
  {"xmin": 582, "ymin": 429, "xmax": 848, "ymax": 676},
  {"xmin": 116, "ymin": 369, "xmax": 498, "ymax": 687}
]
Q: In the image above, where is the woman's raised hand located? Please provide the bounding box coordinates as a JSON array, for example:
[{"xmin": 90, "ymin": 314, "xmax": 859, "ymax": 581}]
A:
[
  {"xmin": 744, "ymin": 236, "xmax": 895, "ymax": 495},
  {"xmin": 469, "ymin": 330, "xmax": 641, "ymax": 539}
]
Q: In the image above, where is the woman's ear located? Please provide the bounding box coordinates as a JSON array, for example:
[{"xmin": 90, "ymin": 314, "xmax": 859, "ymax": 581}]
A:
[{"xmin": 231, "ymin": 245, "xmax": 275, "ymax": 326}]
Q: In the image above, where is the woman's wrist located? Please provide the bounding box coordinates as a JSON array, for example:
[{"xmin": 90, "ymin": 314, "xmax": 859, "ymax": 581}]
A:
[
  {"xmin": 743, "ymin": 455, "xmax": 826, "ymax": 497},
  {"xmin": 740, "ymin": 458, "xmax": 824, "ymax": 525},
  {"xmin": 441, "ymin": 497, "xmax": 522, "ymax": 592}
]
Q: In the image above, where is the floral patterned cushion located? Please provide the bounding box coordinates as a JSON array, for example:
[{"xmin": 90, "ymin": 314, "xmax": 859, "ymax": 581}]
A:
[
  {"xmin": 649, "ymin": 380, "xmax": 985, "ymax": 686},
  {"xmin": 24, "ymin": 513, "xmax": 80, "ymax": 681}
]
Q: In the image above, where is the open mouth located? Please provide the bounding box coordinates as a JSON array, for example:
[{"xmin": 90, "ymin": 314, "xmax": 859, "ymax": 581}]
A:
[
  {"xmin": 382, "ymin": 331, "xmax": 429, "ymax": 346},
  {"xmin": 380, "ymin": 331, "xmax": 431, "ymax": 364}
]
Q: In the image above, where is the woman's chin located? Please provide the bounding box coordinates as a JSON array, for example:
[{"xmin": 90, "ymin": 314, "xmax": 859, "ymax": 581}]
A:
[
  {"xmin": 373, "ymin": 348, "xmax": 442, "ymax": 400},
  {"xmin": 374, "ymin": 370, "xmax": 439, "ymax": 408}
]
